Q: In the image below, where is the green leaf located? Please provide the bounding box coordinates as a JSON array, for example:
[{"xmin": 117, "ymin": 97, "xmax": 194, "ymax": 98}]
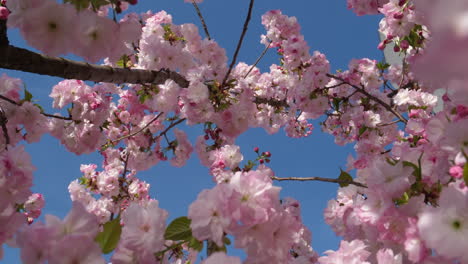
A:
[
  {"xmin": 116, "ymin": 54, "xmax": 130, "ymax": 68},
  {"xmin": 394, "ymin": 192, "xmax": 410, "ymax": 206},
  {"xmin": 377, "ymin": 62, "xmax": 390, "ymax": 71},
  {"xmin": 332, "ymin": 98, "xmax": 341, "ymax": 111},
  {"xmin": 95, "ymin": 217, "xmax": 122, "ymax": 254},
  {"xmin": 90, "ymin": 0, "xmax": 108, "ymax": 9},
  {"xmin": 64, "ymin": 0, "xmax": 90, "ymax": 10},
  {"xmin": 223, "ymin": 236, "xmax": 231, "ymax": 245},
  {"xmin": 164, "ymin": 216, "xmax": 192, "ymax": 241},
  {"xmin": 188, "ymin": 237, "xmax": 203, "ymax": 252},
  {"xmin": 463, "ymin": 163, "xmax": 468, "ymax": 187},
  {"xmin": 34, "ymin": 103, "xmax": 44, "ymax": 113},
  {"xmin": 24, "ymin": 89, "xmax": 33, "ymax": 102},
  {"xmin": 338, "ymin": 169, "xmax": 353, "ymax": 187},
  {"xmin": 358, "ymin": 126, "xmax": 368, "ymax": 137}
]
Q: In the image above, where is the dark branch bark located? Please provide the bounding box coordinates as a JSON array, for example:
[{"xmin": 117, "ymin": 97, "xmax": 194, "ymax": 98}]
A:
[
  {"xmin": 221, "ymin": 0, "xmax": 254, "ymax": 87},
  {"xmin": 0, "ymin": 19, "xmax": 8, "ymax": 46},
  {"xmin": 327, "ymin": 74, "xmax": 408, "ymax": 124},
  {"xmin": 0, "ymin": 45, "xmax": 190, "ymax": 88},
  {"xmin": 192, "ymin": 1, "xmax": 211, "ymax": 40}
]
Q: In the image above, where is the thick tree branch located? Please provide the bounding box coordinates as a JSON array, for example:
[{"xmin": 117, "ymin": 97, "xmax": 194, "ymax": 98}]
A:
[
  {"xmin": 0, "ymin": 19, "xmax": 7, "ymax": 46},
  {"xmin": 0, "ymin": 45, "xmax": 190, "ymax": 88},
  {"xmin": 221, "ymin": 0, "xmax": 254, "ymax": 87},
  {"xmin": 327, "ymin": 74, "xmax": 408, "ymax": 124},
  {"xmin": 271, "ymin": 175, "xmax": 367, "ymax": 188}
]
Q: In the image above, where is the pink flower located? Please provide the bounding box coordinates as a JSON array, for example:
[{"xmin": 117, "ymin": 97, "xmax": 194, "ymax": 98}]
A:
[
  {"xmin": 188, "ymin": 185, "xmax": 232, "ymax": 246},
  {"xmin": 120, "ymin": 200, "xmax": 168, "ymax": 255},
  {"xmin": 202, "ymin": 252, "xmax": 241, "ymax": 264},
  {"xmin": 24, "ymin": 193, "xmax": 45, "ymax": 219},
  {"xmin": 418, "ymin": 184, "xmax": 468, "ymax": 262},
  {"xmin": 48, "ymin": 234, "xmax": 105, "ymax": 264},
  {"xmin": 376, "ymin": 248, "xmax": 403, "ymax": 264},
  {"xmin": 45, "ymin": 201, "xmax": 99, "ymax": 239},
  {"xmin": 171, "ymin": 128, "xmax": 193, "ymax": 167},
  {"xmin": 74, "ymin": 9, "xmax": 118, "ymax": 63},
  {"xmin": 17, "ymin": 222, "xmax": 53, "ymax": 264},
  {"xmin": 228, "ymin": 170, "xmax": 281, "ymax": 226},
  {"xmin": 19, "ymin": 1, "xmax": 76, "ymax": 56},
  {"xmin": 318, "ymin": 239, "xmax": 371, "ymax": 264}
]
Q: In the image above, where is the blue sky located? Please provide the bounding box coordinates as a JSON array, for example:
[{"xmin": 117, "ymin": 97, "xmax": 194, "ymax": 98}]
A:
[{"xmin": 2, "ymin": 1, "xmax": 382, "ymax": 262}]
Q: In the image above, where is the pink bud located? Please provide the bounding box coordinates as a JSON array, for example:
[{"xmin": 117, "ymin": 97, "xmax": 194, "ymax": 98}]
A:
[
  {"xmin": 393, "ymin": 12, "xmax": 404, "ymax": 19},
  {"xmin": 378, "ymin": 42, "xmax": 386, "ymax": 50},
  {"xmin": 254, "ymin": 147, "xmax": 259, "ymax": 152},
  {"xmin": 400, "ymin": 39, "xmax": 409, "ymax": 50},
  {"xmin": 393, "ymin": 45, "xmax": 401, "ymax": 52}
]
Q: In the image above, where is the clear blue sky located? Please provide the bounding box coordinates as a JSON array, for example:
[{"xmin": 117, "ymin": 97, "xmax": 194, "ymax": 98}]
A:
[{"xmin": 2, "ymin": 1, "xmax": 382, "ymax": 262}]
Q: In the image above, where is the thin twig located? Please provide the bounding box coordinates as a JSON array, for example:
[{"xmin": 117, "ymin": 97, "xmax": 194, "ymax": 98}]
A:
[
  {"xmin": 0, "ymin": 94, "xmax": 73, "ymax": 120},
  {"xmin": 244, "ymin": 40, "xmax": 272, "ymax": 78},
  {"xmin": 0, "ymin": 94, "xmax": 18, "ymax": 105},
  {"xmin": 42, "ymin": 113, "xmax": 73, "ymax": 120},
  {"xmin": 121, "ymin": 147, "xmax": 130, "ymax": 178},
  {"xmin": 271, "ymin": 175, "xmax": 367, "ymax": 188},
  {"xmin": 112, "ymin": 112, "xmax": 164, "ymax": 144},
  {"xmin": 221, "ymin": 0, "xmax": 255, "ymax": 88},
  {"xmin": 192, "ymin": 1, "xmax": 211, "ymax": 40},
  {"xmin": 327, "ymin": 74, "xmax": 407, "ymax": 124},
  {"xmin": 156, "ymin": 118, "xmax": 186, "ymax": 139}
]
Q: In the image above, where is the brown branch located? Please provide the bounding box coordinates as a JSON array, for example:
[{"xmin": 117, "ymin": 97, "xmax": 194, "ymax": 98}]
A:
[
  {"xmin": 0, "ymin": 94, "xmax": 18, "ymax": 105},
  {"xmin": 0, "ymin": 19, "xmax": 8, "ymax": 46},
  {"xmin": 244, "ymin": 40, "xmax": 271, "ymax": 79},
  {"xmin": 271, "ymin": 175, "xmax": 367, "ymax": 188},
  {"xmin": 0, "ymin": 94, "xmax": 73, "ymax": 120},
  {"xmin": 0, "ymin": 45, "xmax": 190, "ymax": 88},
  {"xmin": 0, "ymin": 105, "xmax": 9, "ymax": 148},
  {"xmin": 111, "ymin": 112, "xmax": 165, "ymax": 144},
  {"xmin": 327, "ymin": 74, "xmax": 407, "ymax": 124},
  {"xmin": 41, "ymin": 113, "xmax": 73, "ymax": 120},
  {"xmin": 221, "ymin": 0, "xmax": 255, "ymax": 87},
  {"xmin": 254, "ymin": 97, "xmax": 288, "ymax": 108},
  {"xmin": 156, "ymin": 117, "xmax": 186, "ymax": 139},
  {"xmin": 192, "ymin": 1, "xmax": 211, "ymax": 40}
]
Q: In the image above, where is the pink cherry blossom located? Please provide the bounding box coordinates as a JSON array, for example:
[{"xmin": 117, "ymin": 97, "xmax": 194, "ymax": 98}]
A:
[{"xmin": 120, "ymin": 200, "xmax": 168, "ymax": 256}]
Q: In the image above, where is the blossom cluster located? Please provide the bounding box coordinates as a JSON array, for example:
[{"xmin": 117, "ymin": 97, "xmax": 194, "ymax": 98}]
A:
[{"xmin": 1, "ymin": 0, "xmax": 468, "ymax": 263}]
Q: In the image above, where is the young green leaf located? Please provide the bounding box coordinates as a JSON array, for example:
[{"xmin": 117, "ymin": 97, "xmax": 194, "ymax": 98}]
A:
[
  {"xmin": 188, "ymin": 236, "xmax": 203, "ymax": 252},
  {"xmin": 95, "ymin": 217, "xmax": 122, "ymax": 254},
  {"xmin": 164, "ymin": 216, "xmax": 192, "ymax": 241},
  {"xmin": 338, "ymin": 169, "xmax": 353, "ymax": 187},
  {"xmin": 463, "ymin": 163, "xmax": 468, "ymax": 187}
]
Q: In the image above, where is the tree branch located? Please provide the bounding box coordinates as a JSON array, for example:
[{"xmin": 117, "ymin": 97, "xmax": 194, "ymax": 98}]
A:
[
  {"xmin": 0, "ymin": 19, "xmax": 8, "ymax": 46},
  {"xmin": 271, "ymin": 175, "xmax": 367, "ymax": 188},
  {"xmin": 192, "ymin": 1, "xmax": 211, "ymax": 40},
  {"xmin": 110, "ymin": 112, "xmax": 165, "ymax": 145},
  {"xmin": 0, "ymin": 45, "xmax": 190, "ymax": 88},
  {"xmin": 244, "ymin": 40, "xmax": 271, "ymax": 79},
  {"xmin": 327, "ymin": 74, "xmax": 407, "ymax": 124},
  {"xmin": 221, "ymin": 0, "xmax": 254, "ymax": 87},
  {"xmin": 0, "ymin": 94, "xmax": 73, "ymax": 120}
]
